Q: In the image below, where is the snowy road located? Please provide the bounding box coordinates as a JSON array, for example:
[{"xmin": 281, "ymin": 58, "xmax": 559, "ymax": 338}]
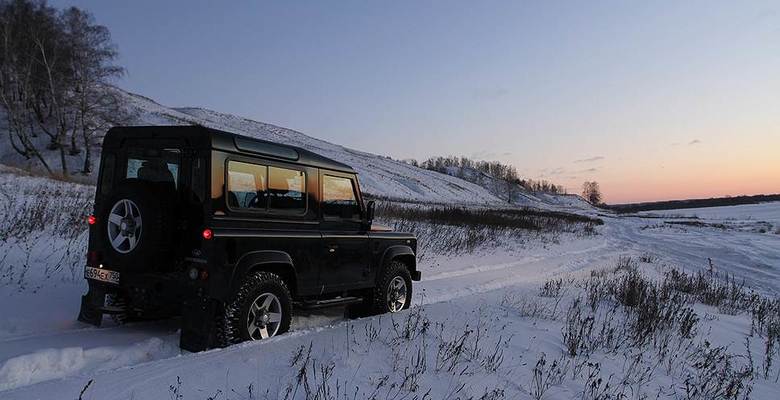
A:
[{"xmin": 1, "ymin": 212, "xmax": 778, "ymax": 398}]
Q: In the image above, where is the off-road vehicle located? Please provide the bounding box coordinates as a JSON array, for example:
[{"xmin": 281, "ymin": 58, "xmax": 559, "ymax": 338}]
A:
[{"xmin": 78, "ymin": 126, "xmax": 420, "ymax": 351}]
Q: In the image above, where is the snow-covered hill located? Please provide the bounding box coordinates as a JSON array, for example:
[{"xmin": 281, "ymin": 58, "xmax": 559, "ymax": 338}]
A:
[
  {"xmin": 1, "ymin": 88, "xmax": 596, "ymax": 211},
  {"xmin": 113, "ymin": 91, "xmax": 507, "ymax": 205}
]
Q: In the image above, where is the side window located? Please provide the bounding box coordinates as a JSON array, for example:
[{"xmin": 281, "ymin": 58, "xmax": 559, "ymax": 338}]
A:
[
  {"xmin": 268, "ymin": 166, "xmax": 306, "ymax": 212},
  {"xmin": 125, "ymin": 148, "xmax": 180, "ymax": 188},
  {"xmin": 99, "ymin": 153, "xmax": 116, "ymax": 195},
  {"xmin": 322, "ymin": 175, "xmax": 360, "ymax": 220},
  {"xmin": 227, "ymin": 161, "xmax": 267, "ymax": 210},
  {"xmin": 190, "ymin": 156, "xmax": 205, "ymax": 203}
]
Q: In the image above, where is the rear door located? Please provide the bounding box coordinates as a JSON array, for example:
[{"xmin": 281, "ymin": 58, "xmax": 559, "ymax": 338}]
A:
[{"xmin": 319, "ymin": 171, "xmax": 370, "ymax": 290}]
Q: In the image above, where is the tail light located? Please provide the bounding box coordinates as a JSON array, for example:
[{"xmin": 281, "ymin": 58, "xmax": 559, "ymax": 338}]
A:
[
  {"xmin": 87, "ymin": 215, "xmax": 96, "ymax": 225},
  {"xmin": 202, "ymin": 228, "xmax": 213, "ymax": 240}
]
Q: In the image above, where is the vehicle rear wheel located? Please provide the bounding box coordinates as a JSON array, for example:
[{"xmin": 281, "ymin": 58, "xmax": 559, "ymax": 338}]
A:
[
  {"xmin": 371, "ymin": 261, "xmax": 413, "ymax": 314},
  {"xmin": 217, "ymin": 271, "xmax": 292, "ymax": 346}
]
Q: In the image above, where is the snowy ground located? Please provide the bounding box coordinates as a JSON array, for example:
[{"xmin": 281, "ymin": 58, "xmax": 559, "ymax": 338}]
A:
[{"xmin": 1, "ymin": 167, "xmax": 778, "ymax": 399}]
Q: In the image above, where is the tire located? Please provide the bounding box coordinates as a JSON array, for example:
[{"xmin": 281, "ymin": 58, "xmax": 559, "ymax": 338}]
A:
[
  {"xmin": 371, "ymin": 261, "xmax": 413, "ymax": 314},
  {"xmin": 99, "ymin": 179, "xmax": 176, "ymax": 272},
  {"xmin": 217, "ymin": 271, "xmax": 293, "ymax": 346}
]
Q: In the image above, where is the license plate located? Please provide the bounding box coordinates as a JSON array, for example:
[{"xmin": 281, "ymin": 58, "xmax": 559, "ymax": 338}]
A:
[{"xmin": 84, "ymin": 266, "xmax": 120, "ymax": 284}]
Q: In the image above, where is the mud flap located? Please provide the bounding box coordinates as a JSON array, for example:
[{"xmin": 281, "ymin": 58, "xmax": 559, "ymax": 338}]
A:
[
  {"xmin": 77, "ymin": 287, "xmax": 106, "ymax": 326},
  {"xmin": 180, "ymin": 297, "xmax": 218, "ymax": 352}
]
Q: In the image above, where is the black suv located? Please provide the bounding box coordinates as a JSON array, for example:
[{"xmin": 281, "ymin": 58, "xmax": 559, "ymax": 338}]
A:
[{"xmin": 78, "ymin": 126, "xmax": 420, "ymax": 351}]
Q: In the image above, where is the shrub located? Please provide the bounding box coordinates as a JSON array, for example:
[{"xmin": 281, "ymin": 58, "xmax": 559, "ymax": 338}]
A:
[
  {"xmin": 375, "ymin": 202, "xmax": 602, "ymax": 233},
  {"xmin": 562, "ymin": 298, "xmax": 594, "ymax": 357},
  {"xmin": 539, "ymin": 278, "xmax": 565, "ymax": 298},
  {"xmin": 682, "ymin": 341, "xmax": 754, "ymax": 400},
  {"xmin": 661, "ymin": 268, "xmax": 756, "ymax": 313},
  {"xmin": 528, "ymin": 353, "xmax": 568, "ymax": 400}
]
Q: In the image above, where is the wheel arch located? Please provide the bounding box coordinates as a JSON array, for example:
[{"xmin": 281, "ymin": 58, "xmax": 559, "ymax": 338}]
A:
[
  {"xmin": 377, "ymin": 245, "xmax": 419, "ymax": 282},
  {"xmin": 231, "ymin": 251, "xmax": 298, "ymax": 295}
]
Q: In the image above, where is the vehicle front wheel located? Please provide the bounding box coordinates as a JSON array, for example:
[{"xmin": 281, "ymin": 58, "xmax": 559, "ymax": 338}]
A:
[
  {"xmin": 372, "ymin": 261, "xmax": 413, "ymax": 314},
  {"xmin": 217, "ymin": 271, "xmax": 292, "ymax": 346}
]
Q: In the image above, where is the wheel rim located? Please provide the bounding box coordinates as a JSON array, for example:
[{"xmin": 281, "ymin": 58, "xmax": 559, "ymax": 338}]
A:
[
  {"xmin": 247, "ymin": 292, "xmax": 283, "ymax": 340},
  {"xmin": 107, "ymin": 199, "xmax": 142, "ymax": 254},
  {"xmin": 386, "ymin": 276, "xmax": 408, "ymax": 312}
]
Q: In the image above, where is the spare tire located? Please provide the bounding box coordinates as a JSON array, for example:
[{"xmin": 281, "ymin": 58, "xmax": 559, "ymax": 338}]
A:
[{"xmin": 99, "ymin": 179, "xmax": 177, "ymax": 272}]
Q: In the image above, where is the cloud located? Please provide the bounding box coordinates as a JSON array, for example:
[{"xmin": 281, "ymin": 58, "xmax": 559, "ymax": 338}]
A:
[
  {"xmin": 573, "ymin": 156, "xmax": 605, "ymax": 163},
  {"xmin": 688, "ymin": 139, "xmax": 702, "ymax": 145},
  {"xmin": 578, "ymin": 168, "xmax": 598, "ymax": 173}
]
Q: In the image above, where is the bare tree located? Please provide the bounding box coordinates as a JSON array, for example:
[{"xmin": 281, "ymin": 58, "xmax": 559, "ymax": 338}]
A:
[
  {"xmin": 60, "ymin": 6, "xmax": 125, "ymax": 174},
  {"xmin": 418, "ymin": 155, "xmax": 569, "ymax": 200},
  {"xmin": 31, "ymin": 7, "xmax": 72, "ymax": 175},
  {"xmin": 581, "ymin": 181, "xmax": 602, "ymax": 205},
  {"xmin": 0, "ymin": 0, "xmax": 53, "ymax": 172},
  {"xmin": 0, "ymin": 0, "xmax": 126, "ymax": 176},
  {"xmin": 504, "ymin": 165, "xmax": 519, "ymax": 203}
]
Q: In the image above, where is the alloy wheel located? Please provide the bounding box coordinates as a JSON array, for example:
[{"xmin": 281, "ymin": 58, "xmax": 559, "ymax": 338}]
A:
[
  {"xmin": 247, "ymin": 292, "xmax": 283, "ymax": 339},
  {"xmin": 107, "ymin": 199, "xmax": 142, "ymax": 254},
  {"xmin": 386, "ymin": 276, "xmax": 408, "ymax": 312}
]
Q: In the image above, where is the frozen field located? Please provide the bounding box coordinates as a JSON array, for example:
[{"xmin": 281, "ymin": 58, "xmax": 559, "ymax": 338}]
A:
[
  {"xmin": 1, "ymin": 168, "xmax": 779, "ymax": 399},
  {"xmin": 642, "ymin": 202, "xmax": 780, "ymax": 225},
  {"xmin": 640, "ymin": 202, "xmax": 780, "ymax": 235}
]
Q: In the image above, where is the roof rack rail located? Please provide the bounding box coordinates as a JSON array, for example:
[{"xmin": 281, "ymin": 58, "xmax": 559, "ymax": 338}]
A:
[{"xmin": 233, "ymin": 136, "xmax": 299, "ymax": 160}]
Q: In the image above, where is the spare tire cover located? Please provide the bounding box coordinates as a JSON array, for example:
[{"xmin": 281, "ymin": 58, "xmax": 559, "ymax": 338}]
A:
[{"xmin": 99, "ymin": 179, "xmax": 176, "ymax": 272}]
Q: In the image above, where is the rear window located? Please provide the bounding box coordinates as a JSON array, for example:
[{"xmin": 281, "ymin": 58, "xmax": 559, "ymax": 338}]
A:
[
  {"xmin": 227, "ymin": 161, "xmax": 306, "ymax": 213},
  {"xmin": 125, "ymin": 148, "xmax": 180, "ymax": 188}
]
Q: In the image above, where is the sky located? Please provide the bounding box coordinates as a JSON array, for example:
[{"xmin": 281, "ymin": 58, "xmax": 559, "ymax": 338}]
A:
[{"xmin": 50, "ymin": 0, "xmax": 780, "ymax": 203}]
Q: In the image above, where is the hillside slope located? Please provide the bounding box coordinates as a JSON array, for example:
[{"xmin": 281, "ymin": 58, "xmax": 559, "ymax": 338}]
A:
[
  {"xmin": 438, "ymin": 164, "xmax": 595, "ymax": 213},
  {"xmin": 1, "ymin": 88, "xmax": 594, "ymax": 210}
]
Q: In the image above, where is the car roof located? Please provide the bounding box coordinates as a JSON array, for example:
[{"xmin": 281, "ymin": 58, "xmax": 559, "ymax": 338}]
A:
[{"xmin": 103, "ymin": 125, "xmax": 355, "ymax": 173}]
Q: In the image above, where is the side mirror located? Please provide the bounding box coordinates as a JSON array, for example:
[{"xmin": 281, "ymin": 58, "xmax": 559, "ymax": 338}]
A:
[{"xmin": 366, "ymin": 200, "xmax": 376, "ymax": 222}]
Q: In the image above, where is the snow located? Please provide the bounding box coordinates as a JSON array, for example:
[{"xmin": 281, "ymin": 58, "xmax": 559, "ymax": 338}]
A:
[
  {"xmin": 1, "ymin": 91, "xmax": 778, "ymax": 398},
  {"xmin": 0, "ymin": 337, "xmax": 177, "ymax": 391},
  {"xmin": 0, "ymin": 165, "xmax": 778, "ymax": 398}
]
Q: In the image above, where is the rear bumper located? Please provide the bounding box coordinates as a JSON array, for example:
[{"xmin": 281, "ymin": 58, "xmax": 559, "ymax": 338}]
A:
[{"xmin": 77, "ymin": 280, "xmax": 122, "ymax": 326}]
